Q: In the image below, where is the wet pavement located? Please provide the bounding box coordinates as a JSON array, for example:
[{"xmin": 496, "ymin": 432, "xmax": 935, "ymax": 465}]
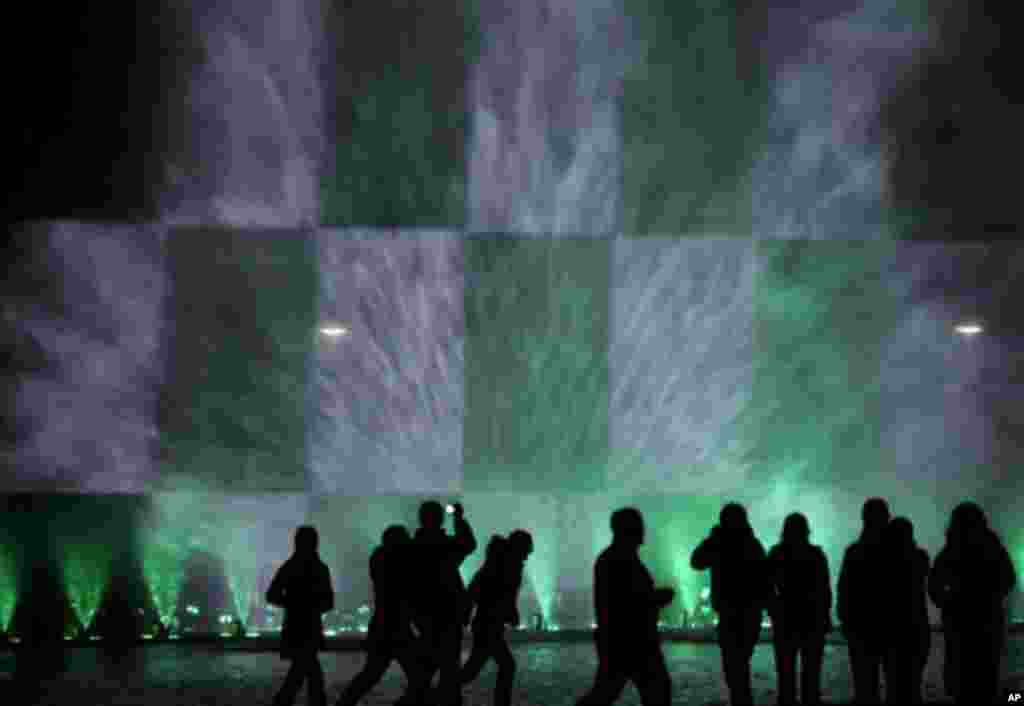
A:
[{"xmin": 1, "ymin": 634, "xmax": 1022, "ymax": 705}]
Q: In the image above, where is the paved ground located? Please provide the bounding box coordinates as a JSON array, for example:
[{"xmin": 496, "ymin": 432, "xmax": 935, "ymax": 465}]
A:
[{"xmin": 1, "ymin": 635, "xmax": 1022, "ymax": 705}]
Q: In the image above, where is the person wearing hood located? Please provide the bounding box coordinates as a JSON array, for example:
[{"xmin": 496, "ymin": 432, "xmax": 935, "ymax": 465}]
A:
[
  {"xmin": 267, "ymin": 525, "xmax": 335, "ymax": 706},
  {"xmin": 929, "ymin": 502, "xmax": 1016, "ymax": 705},
  {"xmin": 408, "ymin": 500, "xmax": 477, "ymax": 706},
  {"xmin": 459, "ymin": 530, "xmax": 533, "ymax": 706},
  {"xmin": 837, "ymin": 497, "xmax": 890, "ymax": 704},
  {"xmin": 691, "ymin": 502, "xmax": 769, "ymax": 706},
  {"xmin": 766, "ymin": 512, "xmax": 831, "ymax": 705}
]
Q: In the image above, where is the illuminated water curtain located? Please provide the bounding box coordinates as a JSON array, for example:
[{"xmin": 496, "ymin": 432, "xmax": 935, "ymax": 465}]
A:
[{"xmin": 62, "ymin": 544, "xmax": 112, "ymax": 637}]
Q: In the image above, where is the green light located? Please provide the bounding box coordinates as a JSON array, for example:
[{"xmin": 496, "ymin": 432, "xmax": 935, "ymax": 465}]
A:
[
  {"xmin": 142, "ymin": 535, "xmax": 186, "ymax": 631},
  {"xmin": 62, "ymin": 543, "xmax": 112, "ymax": 631},
  {"xmin": 0, "ymin": 547, "xmax": 15, "ymax": 632}
]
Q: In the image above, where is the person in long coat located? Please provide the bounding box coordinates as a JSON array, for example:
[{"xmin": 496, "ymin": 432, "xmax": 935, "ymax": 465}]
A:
[
  {"xmin": 766, "ymin": 513, "xmax": 831, "ymax": 705},
  {"xmin": 928, "ymin": 502, "xmax": 1016, "ymax": 705}
]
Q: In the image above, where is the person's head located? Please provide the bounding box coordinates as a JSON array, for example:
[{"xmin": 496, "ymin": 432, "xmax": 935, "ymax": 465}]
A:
[
  {"xmin": 886, "ymin": 516, "xmax": 914, "ymax": 548},
  {"xmin": 485, "ymin": 534, "xmax": 508, "ymax": 560},
  {"xmin": 419, "ymin": 500, "xmax": 445, "ymax": 530},
  {"xmin": 781, "ymin": 512, "xmax": 810, "ymax": 545},
  {"xmin": 382, "ymin": 524, "xmax": 410, "ymax": 547},
  {"xmin": 947, "ymin": 501, "xmax": 987, "ymax": 543},
  {"xmin": 507, "ymin": 529, "xmax": 534, "ymax": 560},
  {"xmin": 861, "ymin": 497, "xmax": 890, "ymax": 534},
  {"xmin": 719, "ymin": 503, "xmax": 749, "ymax": 532},
  {"xmin": 611, "ymin": 507, "xmax": 644, "ymax": 546},
  {"xmin": 295, "ymin": 525, "xmax": 319, "ymax": 554}
]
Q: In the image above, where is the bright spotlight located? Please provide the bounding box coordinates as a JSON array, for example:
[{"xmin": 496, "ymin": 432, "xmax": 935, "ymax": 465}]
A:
[
  {"xmin": 319, "ymin": 324, "xmax": 350, "ymax": 339},
  {"xmin": 954, "ymin": 322, "xmax": 983, "ymax": 336}
]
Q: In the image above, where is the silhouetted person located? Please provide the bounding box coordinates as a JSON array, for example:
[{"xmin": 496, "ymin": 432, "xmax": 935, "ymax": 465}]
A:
[
  {"xmin": 14, "ymin": 560, "xmax": 69, "ymax": 694},
  {"xmin": 691, "ymin": 503, "xmax": 769, "ymax": 706},
  {"xmin": 576, "ymin": 507, "xmax": 674, "ymax": 706},
  {"xmin": 336, "ymin": 525, "xmax": 430, "ymax": 706},
  {"xmin": 766, "ymin": 513, "xmax": 831, "ymax": 706},
  {"xmin": 837, "ymin": 497, "xmax": 890, "ymax": 704},
  {"xmin": 98, "ymin": 551, "xmax": 146, "ymax": 665},
  {"xmin": 928, "ymin": 502, "xmax": 1016, "ymax": 705},
  {"xmin": 880, "ymin": 517, "xmax": 930, "ymax": 705},
  {"xmin": 406, "ymin": 501, "xmax": 476, "ymax": 706},
  {"xmin": 267, "ymin": 525, "xmax": 334, "ymax": 706},
  {"xmin": 459, "ymin": 530, "xmax": 533, "ymax": 706}
]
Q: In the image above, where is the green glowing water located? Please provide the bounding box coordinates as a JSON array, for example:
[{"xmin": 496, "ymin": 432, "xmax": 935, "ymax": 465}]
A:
[
  {"xmin": 62, "ymin": 543, "xmax": 112, "ymax": 633},
  {"xmin": 0, "ymin": 547, "xmax": 15, "ymax": 632},
  {"xmin": 142, "ymin": 540, "xmax": 186, "ymax": 630}
]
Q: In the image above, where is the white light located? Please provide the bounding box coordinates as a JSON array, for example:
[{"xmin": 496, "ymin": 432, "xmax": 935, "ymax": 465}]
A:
[
  {"xmin": 955, "ymin": 323, "xmax": 983, "ymax": 336},
  {"xmin": 319, "ymin": 324, "xmax": 350, "ymax": 338}
]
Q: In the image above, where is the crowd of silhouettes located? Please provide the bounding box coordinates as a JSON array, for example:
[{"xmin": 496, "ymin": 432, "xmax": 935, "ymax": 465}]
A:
[
  {"xmin": 6, "ymin": 497, "xmax": 1018, "ymax": 706},
  {"xmin": 194, "ymin": 498, "xmax": 1024, "ymax": 705}
]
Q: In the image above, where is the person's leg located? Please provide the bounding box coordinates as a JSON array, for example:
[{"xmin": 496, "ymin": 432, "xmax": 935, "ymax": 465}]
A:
[
  {"xmin": 576, "ymin": 661, "xmax": 629, "ymax": 706},
  {"xmin": 335, "ymin": 649, "xmax": 393, "ymax": 706},
  {"xmin": 773, "ymin": 635, "xmax": 796, "ymax": 705},
  {"xmin": 720, "ymin": 611, "xmax": 759, "ymax": 706},
  {"xmin": 800, "ymin": 633, "xmax": 825, "ymax": 706},
  {"xmin": 395, "ymin": 635, "xmax": 433, "ymax": 705},
  {"xmin": 718, "ymin": 623, "xmax": 743, "ymax": 706},
  {"xmin": 436, "ymin": 620, "xmax": 464, "ymax": 706},
  {"xmin": 307, "ymin": 651, "xmax": 327, "ymax": 706},
  {"xmin": 910, "ymin": 632, "xmax": 930, "ymax": 705},
  {"xmin": 957, "ymin": 627, "xmax": 1003, "ymax": 706},
  {"xmin": 632, "ymin": 648, "xmax": 672, "ymax": 706},
  {"xmin": 492, "ymin": 632, "xmax": 517, "ymax": 706},
  {"xmin": 411, "ymin": 616, "xmax": 441, "ymax": 699},
  {"xmin": 881, "ymin": 644, "xmax": 908, "ymax": 706},
  {"xmin": 459, "ymin": 623, "xmax": 494, "ymax": 686},
  {"xmin": 273, "ymin": 655, "xmax": 308, "ymax": 706},
  {"xmin": 865, "ymin": 644, "xmax": 884, "ymax": 705},
  {"xmin": 847, "ymin": 634, "xmax": 881, "ymax": 705}
]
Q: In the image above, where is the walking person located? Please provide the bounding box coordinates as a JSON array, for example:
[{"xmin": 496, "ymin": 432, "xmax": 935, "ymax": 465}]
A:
[
  {"xmin": 458, "ymin": 530, "xmax": 534, "ymax": 706},
  {"xmin": 691, "ymin": 503, "xmax": 770, "ymax": 706},
  {"xmin": 766, "ymin": 513, "xmax": 831, "ymax": 705},
  {"xmin": 335, "ymin": 525, "xmax": 431, "ymax": 706},
  {"xmin": 407, "ymin": 501, "xmax": 477, "ymax": 706},
  {"xmin": 267, "ymin": 525, "xmax": 335, "ymax": 706},
  {"xmin": 576, "ymin": 507, "xmax": 675, "ymax": 706}
]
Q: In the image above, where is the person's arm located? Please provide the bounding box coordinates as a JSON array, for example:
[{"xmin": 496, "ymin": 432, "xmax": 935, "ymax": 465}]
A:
[
  {"xmin": 318, "ymin": 563, "xmax": 335, "ymax": 614},
  {"xmin": 753, "ymin": 540, "xmax": 771, "ymax": 608},
  {"xmin": 997, "ymin": 541, "xmax": 1017, "ymax": 598},
  {"xmin": 452, "ymin": 506, "xmax": 477, "ymax": 562},
  {"xmin": 266, "ymin": 560, "xmax": 289, "ymax": 607},
  {"xmin": 652, "ymin": 587, "xmax": 675, "ymax": 608},
  {"xmin": 819, "ymin": 548, "xmax": 833, "ymax": 631},
  {"xmin": 765, "ymin": 547, "xmax": 783, "ymax": 621},
  {"xmin": 927, "ymin": 550, "xmax": 950, "ymax": 610},
  {"xmin": 690, "ymin": 527, "xmax": 721, "ymax": 570},
  {"xmin": 593, "ymin": 557, "xmax": 609, "ymax": 659},
  {"xmin": 836, "ymin": 546, "xmax": 853, "ymax": 628},
  {"xmin": 497, "ymin": 557, "xmax": 524, "ymax": 627}
]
